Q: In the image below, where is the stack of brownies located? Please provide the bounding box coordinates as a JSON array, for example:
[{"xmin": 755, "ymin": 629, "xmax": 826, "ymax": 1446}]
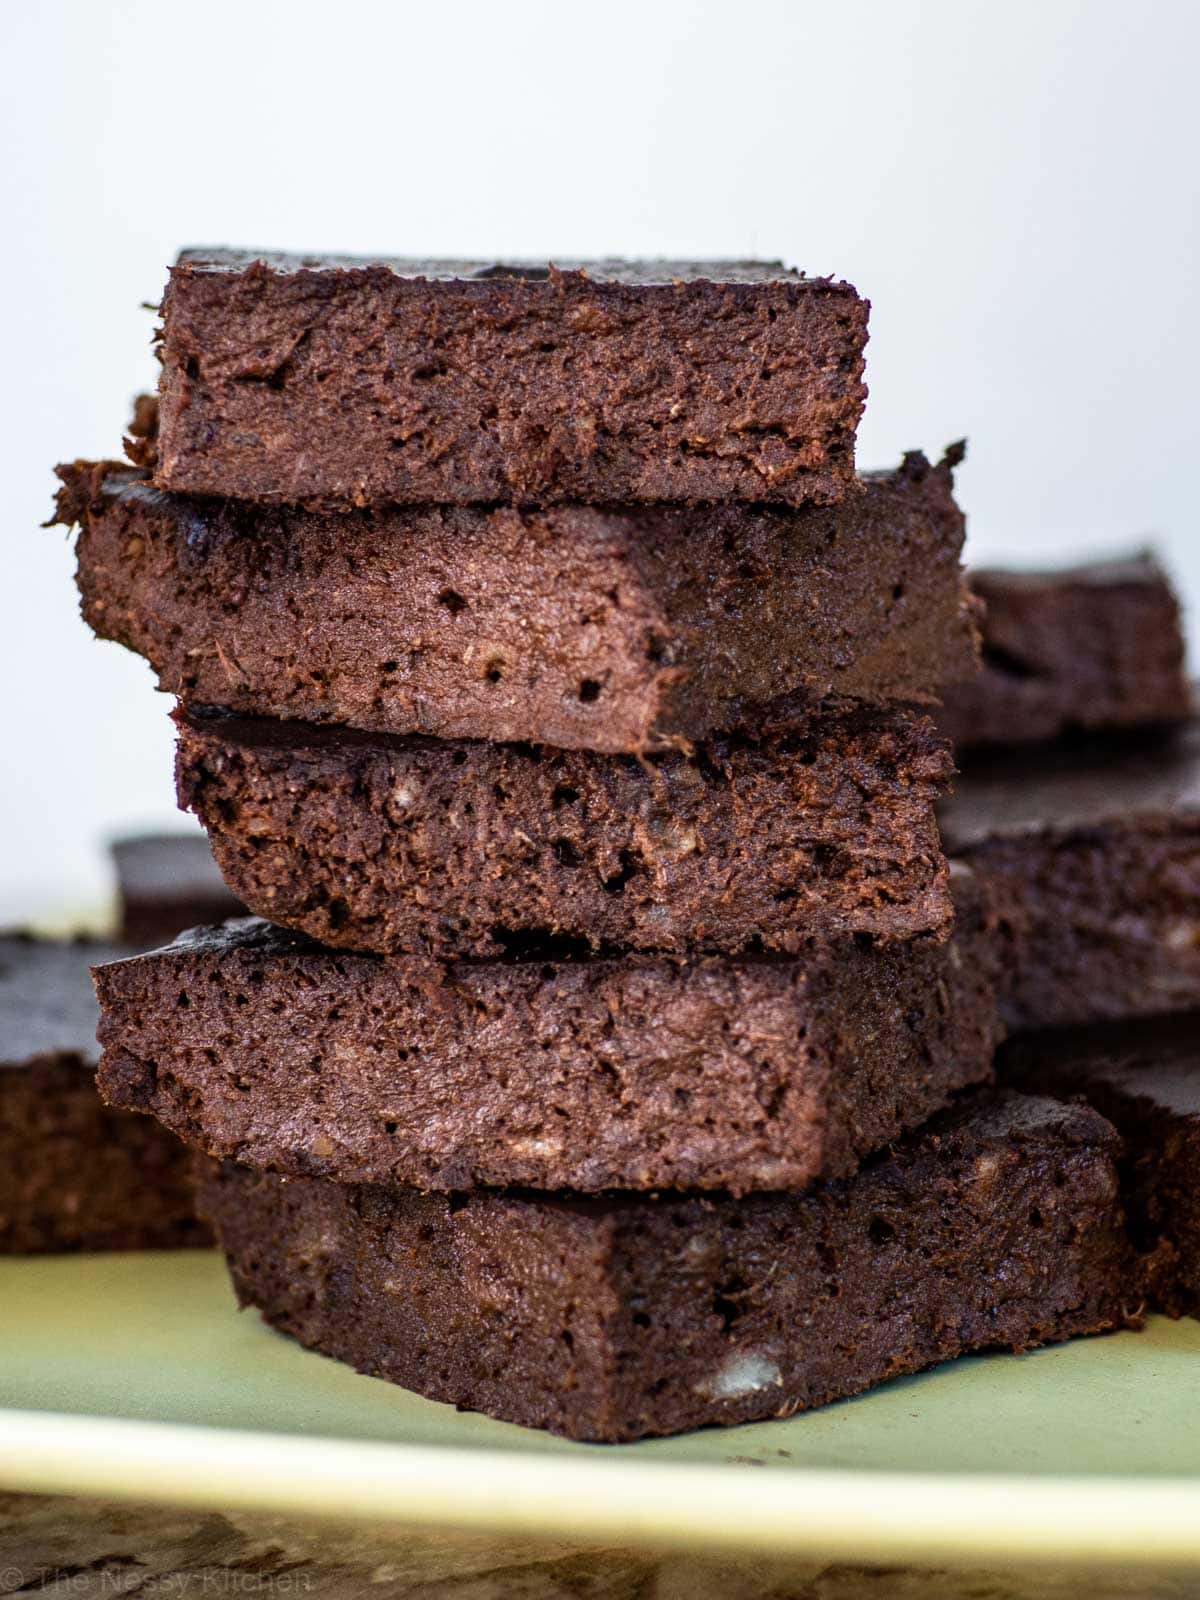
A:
[{"xmin": 54, "ymin": 255, "xmax": 1141, "ymax": 1440}]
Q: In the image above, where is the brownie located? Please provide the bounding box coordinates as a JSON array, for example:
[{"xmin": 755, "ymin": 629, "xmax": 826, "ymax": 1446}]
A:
[
  {"xmin": 112, "ymin": 831, "xmax": 245, "ymax": 948},
  {"xmin": 947, "ymin": 723, "xmax": 1200, "ymax": 1030},
  {"xmin": 176, "ymin": 704, "xmax": 955, "ymax": 957},
  {"xmin": 939, "ymin": 724, "xmax": 1200, "ymax": 1030},
  {"xmin": 940, "ymin": 555, "xmax": 1191, "ymax": 749},
  {"xmin": 57, "ymin": 447, "xmax": 977, "ymax": 755},
  {"xmin": 0, "ymin": 934, "xmax": 209, "ymax": 1252},
  {"xmin": 94, "ymin": 872, "xmax": 1004, "ymax": 1196},
  {"xmin": 196, "ymin": 1091, "xmax": 1134, "ymax": 1441},
  {"xmin": 1002, "ymin": 1015, "xmax": 1200, "ymax": 1318},
  {"xmin": 154, "ymin": 253, "xmax": 869, "ymax": 509}
]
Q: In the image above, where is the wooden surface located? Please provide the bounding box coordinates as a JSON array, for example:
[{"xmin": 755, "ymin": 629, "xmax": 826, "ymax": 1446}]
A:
[{"xmin": 1, "ymin": 1495, "xmax": 1199, "ymax": 1598}]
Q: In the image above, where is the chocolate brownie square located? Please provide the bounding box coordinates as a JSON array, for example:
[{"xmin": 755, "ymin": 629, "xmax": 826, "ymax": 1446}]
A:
[
  {"xmin": 1003, "ymin": 1014, "xmax": 1200, "ymax": 1318},
  {"xmin": 94, "ymin": 869, "xmax": 1004, "ymax": 1196},
  {"xmin": 57, "ymin": 446, "xmax": 976, "ymax": 755},
  {"xmin": 940, "ymin": 555, "xmax": 1190, "ymax": 749},
  {"xmin": 176, "ymin": 704, "xmax": 955, "ymax": 957},
  {"xmin": 154, "ymin": 253, "xmax": 868, "ymax": 509},
  {"xmin": 940, "ymin": 723, "xmax": 1200, "ymax": 1029},
  {"xmin": 112, "ymin": 831, "xmax": 244, "ymax": 948},
  {"xmin": 195, "ymin": 1091, "xmax": 1135, "ymax": 1440}
]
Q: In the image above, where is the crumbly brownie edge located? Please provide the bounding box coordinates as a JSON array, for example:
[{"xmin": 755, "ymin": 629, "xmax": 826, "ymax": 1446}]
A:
[{"xmin": 57, "ymin": 448, "xmax": 975, "ymax": 754}]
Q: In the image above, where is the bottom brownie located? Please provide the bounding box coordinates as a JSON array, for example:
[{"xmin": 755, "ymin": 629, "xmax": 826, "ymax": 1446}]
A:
[
  {"xmin": 0, "ymin": 935, "xmax": 208, "ymax": 1252},
  {"xmin": 1003, "ymin": 1014, "xmax": 1200, "ymax": 1319},
  {"xmin": 197, "ymin": 1091, "xmax": 1136, "ymax": 1441}
]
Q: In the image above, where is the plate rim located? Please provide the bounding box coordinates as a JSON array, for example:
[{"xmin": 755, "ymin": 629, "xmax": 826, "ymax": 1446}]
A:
[{"xmin": 3, "ymin": 1408, "xmax": 1200, "ymax": 1569}]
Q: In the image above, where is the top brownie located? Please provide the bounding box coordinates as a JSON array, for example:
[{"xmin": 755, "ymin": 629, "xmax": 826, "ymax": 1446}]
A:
[
  {"xmin": 154, "ymin": 251, "xmax": 869, "ymax": 508},
  {"xmin": 940, "ymin": 554, "xmax": 1191, "ymax": 749}
]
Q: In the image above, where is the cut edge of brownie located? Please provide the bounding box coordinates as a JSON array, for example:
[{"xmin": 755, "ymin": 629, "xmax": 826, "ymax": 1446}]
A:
[{"xmin": 154, "ymin": 253, "xmax": 868, "ymax": 510}]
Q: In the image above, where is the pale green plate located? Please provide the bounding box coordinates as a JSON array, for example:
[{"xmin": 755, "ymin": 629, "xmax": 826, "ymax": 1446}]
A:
[{"xmin": 1, "ymin": 1252, "xmax": 1198, "ymax": 1567}]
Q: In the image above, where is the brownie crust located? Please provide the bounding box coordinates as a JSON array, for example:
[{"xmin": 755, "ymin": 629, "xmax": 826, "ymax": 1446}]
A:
[
  {"xmin": 58, "ymin": 448, "xmax": 976, "ymax": 755},
  {"xmin": 1002, "ymin": 1015, "xmax": 1200, "ymax": 1318},
  {"xmin": 155, "ymin": 253, "xmax": 868, "ymax": 509},
  {"xmin": 940, "ymin": 555, "xmax": 1191, "ymax": 749},
  {"xmin": 112, "ymin": 831, "xmax": 244, "ymax": 948},
  {"xmin": 0, "ymin": 935, "xmax": 208, "ymax": 1253},
  {"xmin": 94, "ymin": 877, "xmax": 1004, "ymax": 1196},
  {"xmin": 177, "ymin": 705, "xmax": 955, "ymax": 957},
  {"xmin": 939, "ymin": 724, "xmax": 1200, "ymax": 1030},
  {"xmin": 196, "ymin": 1092, "xmax": 1135, "ymax": 1441}
]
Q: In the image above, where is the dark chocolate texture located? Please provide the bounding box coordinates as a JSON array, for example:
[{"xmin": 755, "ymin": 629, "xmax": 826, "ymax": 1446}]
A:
[
  {"xmin": 0, "ymin": 935, "xmax": 208, "ymax": 1252},
  {"xmin": 155, "ymin": 253, "xmax": 868, "ymax": 509},
  {"xmin": 196, "ymin": 1092, "xmax": 1135, "ymax": 1441},
  {"xmin": 94, "ymin": 873, "xmax": 1004, "ymax": 1196},
  {"xmin": 176, "ymin": 705, "xmax": 955, "ymax": 957},
  {"xmin": 940, "ymin": 555, "xmax": 1191, "ymax": 749},
  {"xmin": 58, "ymin": 448, "xmax": 977, "ymax": 755}
]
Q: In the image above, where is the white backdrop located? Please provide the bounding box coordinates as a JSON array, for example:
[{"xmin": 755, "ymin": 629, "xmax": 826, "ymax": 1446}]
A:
[{"xmin": 3, "ymin": 0, "xmax": 1198, "ymax": 918}]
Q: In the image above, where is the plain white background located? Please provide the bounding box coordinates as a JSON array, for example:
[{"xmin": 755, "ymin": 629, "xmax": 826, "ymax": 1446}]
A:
[{"xmin": 2, "ymin": 0, "xmax": 1198, "ymax": 918}]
